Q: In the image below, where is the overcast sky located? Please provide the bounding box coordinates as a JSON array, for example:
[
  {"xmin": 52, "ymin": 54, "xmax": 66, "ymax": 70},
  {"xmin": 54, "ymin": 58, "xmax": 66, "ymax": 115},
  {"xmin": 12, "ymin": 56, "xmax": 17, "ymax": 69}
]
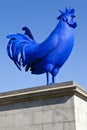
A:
[{"xmin": 0, "ymin": 0, "xmax": 87, "ymax": 92}]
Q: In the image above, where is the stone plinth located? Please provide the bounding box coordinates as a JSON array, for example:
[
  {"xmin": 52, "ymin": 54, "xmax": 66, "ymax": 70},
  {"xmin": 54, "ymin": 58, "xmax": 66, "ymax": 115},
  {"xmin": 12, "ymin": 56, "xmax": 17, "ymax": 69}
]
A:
[{"xmin": 0, "ymin": 81, "xmax": 87, "ymax": 130}]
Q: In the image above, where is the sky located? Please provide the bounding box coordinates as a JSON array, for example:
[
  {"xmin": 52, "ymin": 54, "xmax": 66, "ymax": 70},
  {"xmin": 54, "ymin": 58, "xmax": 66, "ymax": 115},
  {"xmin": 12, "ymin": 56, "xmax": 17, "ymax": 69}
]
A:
[{"xmin": 0, "ymin": 0, "xmax": 87, "ymax": 92}]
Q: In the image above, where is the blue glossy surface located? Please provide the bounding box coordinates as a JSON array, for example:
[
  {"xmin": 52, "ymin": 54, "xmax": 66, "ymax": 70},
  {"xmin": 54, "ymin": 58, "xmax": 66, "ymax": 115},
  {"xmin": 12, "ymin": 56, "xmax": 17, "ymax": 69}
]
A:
[{"xmin": 7, "ymin": 8, "xmax": 77, "ymax": 85}]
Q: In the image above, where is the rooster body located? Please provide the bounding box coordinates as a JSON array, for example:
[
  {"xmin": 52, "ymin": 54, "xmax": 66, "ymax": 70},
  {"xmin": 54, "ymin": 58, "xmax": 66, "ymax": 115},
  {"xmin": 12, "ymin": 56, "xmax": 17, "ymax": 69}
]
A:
[{"xmin": 7, "ymin": 8, "xmax": 77, "ymax": 85}]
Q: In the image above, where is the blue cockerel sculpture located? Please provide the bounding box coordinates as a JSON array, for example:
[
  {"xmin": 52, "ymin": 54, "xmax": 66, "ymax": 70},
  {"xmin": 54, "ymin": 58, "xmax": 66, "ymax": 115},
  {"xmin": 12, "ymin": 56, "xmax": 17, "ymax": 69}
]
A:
[{"xmin": 7, "ymin": 8, "xmax": 77, "ymax": 85}]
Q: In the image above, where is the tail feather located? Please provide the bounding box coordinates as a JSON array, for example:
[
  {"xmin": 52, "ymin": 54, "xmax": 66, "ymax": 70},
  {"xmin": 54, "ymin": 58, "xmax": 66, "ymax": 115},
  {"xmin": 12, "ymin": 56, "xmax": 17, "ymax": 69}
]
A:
[
  {"xmin": 7, "ymin": 33, "xmax": 38, "ymax": 71},
  {"xmin": 7, "ymin": 38, "xmax": 22, "ymax": 70},
  {"xmin": 22, "ymin": 26, "xmax": 34, "ymax": 40},
  {"xmin": 21, "ymin": 44, "xmax": 29, "ymax": 66},
  {"xmin": 7, "ymin": 40, "xmax": 13, "ymax": 60}
]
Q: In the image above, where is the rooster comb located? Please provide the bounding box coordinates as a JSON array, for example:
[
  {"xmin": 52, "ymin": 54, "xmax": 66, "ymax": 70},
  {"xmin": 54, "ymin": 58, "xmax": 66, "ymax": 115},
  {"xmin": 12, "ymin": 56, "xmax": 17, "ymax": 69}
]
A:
[{"xmin": 57, "ymin": 7, "xmax": 75, "ymax": 20}]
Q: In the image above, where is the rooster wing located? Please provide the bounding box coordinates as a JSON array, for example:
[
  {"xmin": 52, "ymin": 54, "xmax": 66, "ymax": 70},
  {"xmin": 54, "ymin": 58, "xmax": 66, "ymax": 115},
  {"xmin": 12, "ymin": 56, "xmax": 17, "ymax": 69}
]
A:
[{"xmin": 7, "ymin": 30, "xmax": 58, "ymax": 72}]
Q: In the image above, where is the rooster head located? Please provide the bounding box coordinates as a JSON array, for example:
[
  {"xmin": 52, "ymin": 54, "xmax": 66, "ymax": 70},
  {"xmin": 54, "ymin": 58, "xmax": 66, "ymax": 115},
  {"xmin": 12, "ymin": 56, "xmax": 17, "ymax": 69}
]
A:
[{"xmin": 57, "ymin": 8, "xmax": 77, "ymax": 28}]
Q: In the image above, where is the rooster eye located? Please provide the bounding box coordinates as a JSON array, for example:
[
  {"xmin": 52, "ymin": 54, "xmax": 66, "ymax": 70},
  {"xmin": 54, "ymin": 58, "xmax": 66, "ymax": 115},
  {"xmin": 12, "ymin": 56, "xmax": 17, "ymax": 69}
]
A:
[{"xmin": 71, "ymin": 15, "xmax": 75, "ymax": 18}]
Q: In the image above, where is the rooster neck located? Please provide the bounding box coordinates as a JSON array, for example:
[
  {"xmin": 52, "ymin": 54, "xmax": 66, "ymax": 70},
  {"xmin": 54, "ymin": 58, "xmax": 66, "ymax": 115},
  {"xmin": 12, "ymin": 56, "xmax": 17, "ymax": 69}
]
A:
[{"xmin": 51, "ymin": 20, "xmax": 74, "ymax": 39}]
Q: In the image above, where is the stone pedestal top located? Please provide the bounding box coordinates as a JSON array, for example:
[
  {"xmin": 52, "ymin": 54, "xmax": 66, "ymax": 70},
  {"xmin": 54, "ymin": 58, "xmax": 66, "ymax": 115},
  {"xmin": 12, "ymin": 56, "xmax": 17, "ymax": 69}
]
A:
[{"xmin": 0, "ymin": 81, "xmax": 87, "ymax": 105}]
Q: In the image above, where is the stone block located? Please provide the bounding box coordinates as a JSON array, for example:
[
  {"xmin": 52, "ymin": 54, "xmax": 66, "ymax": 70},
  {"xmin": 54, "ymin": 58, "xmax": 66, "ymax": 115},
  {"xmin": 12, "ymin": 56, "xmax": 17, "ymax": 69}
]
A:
[
  {"xmin": 14, "ymin": 111, "xmax": 33, "ymax": 126},
  {"xmin": 74, "ymin": 96, "xmax": 82, "ymax": 110},
  {"xmin": 63, "ymin": 96, "xmax": 74, "ymax": 108},
  {"xmin": 33, "ymin": 110, "xmax": 53, "ymax": 124},
  {"xmin": 5, "ymin": 125, "xmax": 42, "ymax": 130},
  {"xmin": 43, "ymin": 123, "xmax": 63, "ymax": 130},
  {"xmin": 63, "ymin": 122, "xmax": 75, "ymax": 130},
  {"xmin": 53, "ymin": 108, "xmax": 75, "ymax": 122},
  {"xmin": 0, "ymin": 128, "xmax": 5, "ymax": 130},
  {"xmin": 82, "ymin": 100, "xmax": 87, "ymax": 112},
  {"xmin": 0, "ymin": 115, "xmax": 14, "ymax": 127},
  {"xmin": 26, "ymin": 125, "xmax": 42, "ymax": 130}
]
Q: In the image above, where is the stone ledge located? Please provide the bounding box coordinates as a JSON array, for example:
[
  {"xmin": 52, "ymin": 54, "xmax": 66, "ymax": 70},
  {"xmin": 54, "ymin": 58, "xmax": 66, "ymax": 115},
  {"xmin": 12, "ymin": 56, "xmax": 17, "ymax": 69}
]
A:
[{"xmin": 0, "ymin": 81, "xmax": 86, "ymax": 105}]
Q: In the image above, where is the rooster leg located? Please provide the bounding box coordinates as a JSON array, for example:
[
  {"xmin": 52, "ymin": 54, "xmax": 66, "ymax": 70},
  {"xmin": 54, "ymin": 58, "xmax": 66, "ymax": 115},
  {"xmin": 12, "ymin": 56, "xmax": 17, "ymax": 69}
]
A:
[
  {"xmin": 46, "ymin": 72, "xmax": 50, "ymax": 85},
  {"xmin": 52, "ymin": 75, "xmax": 56, "ymax": 84}
]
